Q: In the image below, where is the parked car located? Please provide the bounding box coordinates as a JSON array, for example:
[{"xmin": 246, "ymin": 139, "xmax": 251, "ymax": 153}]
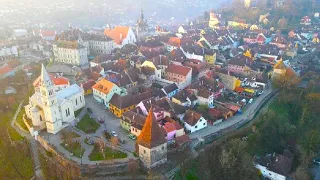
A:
[
  {"xmin": 128, "ymin": 134, "xmax": 136, "ymax": 140},
  {"xmin": 111, "ymin": 131, "xmax": 118, "ymax": 137},
  {"xmin": 313, "ymin": 157, "xmax": 320, "ymax": 165},
  {"xmin": 98, "ymin": 119, "xmax": 104, "ymax": 124},
  {"xmin": 87, "ymin": 108, "xmax": 93, "ymax": 113}
]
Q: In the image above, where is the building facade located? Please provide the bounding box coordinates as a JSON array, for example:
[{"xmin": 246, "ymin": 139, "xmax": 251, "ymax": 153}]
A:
[
  {"xmin": 92, "ymin": 79, "xmax": 124, "ymax": 108},
  {"xmin": 25, "ymin": 65, "xmax": 85, "ymax": 134},
  {"xmin": 53, "ymin": 41, "xmax": 88, "ymax": 66}
]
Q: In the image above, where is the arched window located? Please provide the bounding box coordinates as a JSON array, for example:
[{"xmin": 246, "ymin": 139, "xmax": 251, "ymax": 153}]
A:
[{"xmin": 39, "ymin": 115, "xmax": 43, "ymax": 121}]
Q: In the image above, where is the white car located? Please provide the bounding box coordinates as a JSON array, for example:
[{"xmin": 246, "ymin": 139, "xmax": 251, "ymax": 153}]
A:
[{"xmin": 111, "ymin": 131, "xmax": 118, "ymax": 137}]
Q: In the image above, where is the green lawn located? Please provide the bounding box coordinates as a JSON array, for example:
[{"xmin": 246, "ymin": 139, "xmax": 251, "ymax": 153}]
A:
[
  {"xmin": 69, "ymin": 131, "xmax": 80, "ymax": 138},
  {"xmin": 89, "ymin": 145, "xmax": 127, "ymax": 161},
  {"xmin": 8, "ymin": 126, "xmax": 24, "ymax": 141},
  {"xmin": 75, "ymin": 113, "xmax": 100, "ymax": 134},
  {"xmin": 16, "ymin": 109, "xmax": 28, "ymax": 131},
  {"xmin": 60, "ymin": 141, "xmax": 84, "ymax": 158},
  {"xmin": 74, "ymin": 108, "xmax": 83, "ymax": 117}
]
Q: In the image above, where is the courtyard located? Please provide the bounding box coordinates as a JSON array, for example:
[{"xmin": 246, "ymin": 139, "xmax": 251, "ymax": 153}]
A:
[{"xmin": 38, "ymin": 94, "xmax": 137, "ymax": 165}]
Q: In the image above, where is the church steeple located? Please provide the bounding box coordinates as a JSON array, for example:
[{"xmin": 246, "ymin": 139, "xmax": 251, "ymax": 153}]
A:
[
  {"xmin": 40, "ymin": 64, "xmax": 52, "ymax": 87},
  {"xmin": 140, "ymin": 9, "xmax": 144, "ymax": 22}
]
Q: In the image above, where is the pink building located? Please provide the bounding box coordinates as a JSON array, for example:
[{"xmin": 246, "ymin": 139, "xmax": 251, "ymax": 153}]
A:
[
  {"xmin": 162, "ymin": 122, "xmax": 176, "ymax": 141},
  {"xmin": 165, "ymin": 64, "xmax": 192, "ymax": 89},
  {"xmin": 136, "ymin": 99, "xmax": 165, "ymax": 121},
  {"xmin": 227, "ymin": 55, "xmax": 251, "ymax": 74}
]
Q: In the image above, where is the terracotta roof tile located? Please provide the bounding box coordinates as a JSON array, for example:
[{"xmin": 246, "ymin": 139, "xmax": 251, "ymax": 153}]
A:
[
  {"xmin": 7, "ymin": 59, "xmax": 21, "ymax": 69},
  {"xmin": 166, "ymin": 64, "xmax": 191, "ymax": 76},
  {"xmin": 33, "ymin": 74, "xmax": 69, "ymax": 87},
  {"xmin": 137, "ymin": 107, "xmax": 167, "ymax": 148},
  {"xmin": 104, "ymin": 26, "xmax": 130, "ymax": 45},
  {"xmin": 183, "ymin": 109, "xmax": 202, "ymax": 126},
  {"xmin": 0, "ymin": 65, "xmax": 13, "ymax": 75},
  {"xmin": 92, "ymin": 79, "xmax": 115, "ymax": 94}
]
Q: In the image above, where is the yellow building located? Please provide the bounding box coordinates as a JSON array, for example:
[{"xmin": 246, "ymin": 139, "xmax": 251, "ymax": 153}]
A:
[
  {"xmin": 243, "ymin": 49, "xmax": 253, "ymax": 58},
  {"xmin": 109, "ymin": 91, "xmax": 154, "ymax": 118},
  {"xmin": 217, "ymin": 71, "xmax": 241, "ymax": 90},
  {"xmin": 209, "ymin": 10, "xmax": 219, "ymax": 28},
  {"xmin": 82, "ymin": 80, "xmax": 95, "ymax": 96},
  {"xmin": 272, "ymin": 60, "xmax": 287, "ymax": 79},
  {"xmin": 244, "ymin": 0, "xmax": 251, "ymax": 8},
  {"xmin": 204, "ymin": 51, "xmax": 216, "ymax": 65}
]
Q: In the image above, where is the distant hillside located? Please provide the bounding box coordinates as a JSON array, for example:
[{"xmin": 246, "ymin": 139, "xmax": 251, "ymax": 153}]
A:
[{"xmin": 218, "ymin": 0, "xmax": 320, "ymax": 30}]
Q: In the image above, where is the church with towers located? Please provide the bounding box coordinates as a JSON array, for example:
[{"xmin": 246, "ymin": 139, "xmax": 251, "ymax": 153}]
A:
[{"xmin": 25, "ymin": 64, "xmax": 85, "ymax": 134}]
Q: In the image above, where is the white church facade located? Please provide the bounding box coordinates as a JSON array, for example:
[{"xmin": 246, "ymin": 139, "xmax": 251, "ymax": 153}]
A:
[{"xmin": 25, "ymin": 64, "xmax": 85, "ymax": 134}]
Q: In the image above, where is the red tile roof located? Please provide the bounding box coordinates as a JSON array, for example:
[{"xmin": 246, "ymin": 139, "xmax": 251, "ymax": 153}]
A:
[
  {"xmin": 33, "ymin": 74, "xmax": 69, "ymax": 87},
  {"xmin": 104, "ymin": 26, "xmax": 130, "ymax": 45},
  {"xmin": 183, "ymin": 109, "xmax": 202, "ymax": 126},
  {"xmin": 0, "ymin": 65, "xmax": 13, "ymax": 76},
  {"xmin": 82, "ymin": 79, "xmax": 96, "ymax": 91},
  {"xmin": 163, "ymin": 122, "xmax": 176, "ymax": 133},
  {"xmin": 166, "ymin": 64, "xmax": 191, "ymax": 76},
  {"xmin": 40, "ymin": 30, "xmax": 56, "ymax": 37},
  {"xmin": 208, "ymin": 108, "xmax": 222, "ymax": 118},
  {"xmin": 234, "ymin": 87, "xmax": 244, "ymax": 93},
  {"xmin": 7, "ymin": 59, "xmax": 21, "ymax": 69},
  {"xmin": 168, "ymin": 37, "xmax": 181, "ymax": 47}
]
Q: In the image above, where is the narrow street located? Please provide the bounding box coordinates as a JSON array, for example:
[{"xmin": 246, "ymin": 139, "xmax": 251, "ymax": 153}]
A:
[{"xmin": 189, "ymin": 84, "xmax": 274, "ymax": 139}]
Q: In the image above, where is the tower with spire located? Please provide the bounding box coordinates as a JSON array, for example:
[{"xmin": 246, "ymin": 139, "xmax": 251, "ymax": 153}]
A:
[
  {"xmin": 39, "ymin": 64, "xmax": 63, "ymax": 134},
  {"xmin": 136, "ymin": 5, "xmax": 148, "ymax": 40},
  {"xmin": 208, "ymin": 9, "xmax": 219, "ymax": 28},
  {"xmin": 137, "ymin": 107, "xmax": 167, "ymax": 168}
]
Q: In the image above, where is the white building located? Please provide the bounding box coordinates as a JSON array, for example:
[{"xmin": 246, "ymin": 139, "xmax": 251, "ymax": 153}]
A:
[
  {"xmin": 89, "ymin": 35, "xmax": 114, "ymax": 55},
  {"xmin": 0, "ymin": 44, "xmax": 18, "ymax": 58},
  {"xmin": 25, "ymin": 64, "xmax": 85, "ymax": 134},
  {"xmin": 13, "ymin": 29, "xmax": 28, "ymax": 39},
  {"xmin": 104, "ymin": 26, "xmax": 136, "ymax": 48},
  {"xmin": 183, "ymin": 109, "xmax": 207, "ymax": 133},
  {"xmin": 254, "ymin": 150, "xmax": 293, "ymax": 180},
  {"xmin": 53, "ymin": 41, "xmax": 88, "ymax": 66}
]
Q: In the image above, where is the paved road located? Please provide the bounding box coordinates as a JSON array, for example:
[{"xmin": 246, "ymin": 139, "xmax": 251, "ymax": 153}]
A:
[
  {"xmin": 39, "ymin": 97, "xmax": 137, "ymax": 165},
  {"xmin": 85, "ymin": 95, "xmax": 136, "ymax": 152},
  {"xmin": 189, "ymin": 83, "xmax": 273, "ymax": 139}
]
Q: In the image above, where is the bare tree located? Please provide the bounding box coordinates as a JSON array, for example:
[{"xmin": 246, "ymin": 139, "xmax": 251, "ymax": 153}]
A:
[
  {"xmin": 96, "ymin": 138, "xmax": 105, "ymax": 160},
  {"xmin": 110, "ymin": 137, "xmax": 119, "ymax": 161}
]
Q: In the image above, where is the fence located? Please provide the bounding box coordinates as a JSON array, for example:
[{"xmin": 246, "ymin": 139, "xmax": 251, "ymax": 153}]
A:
[{"xmin": 23, "ymin": 115, "xmax": 34, "ymax": 136}]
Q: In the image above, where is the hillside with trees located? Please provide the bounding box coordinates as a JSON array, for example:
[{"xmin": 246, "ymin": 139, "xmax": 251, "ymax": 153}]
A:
[
  {"xmin": 219, "ymin": 0, "xmax": 320, "ymax": 31},
  {"xmin": 176, "ymin": 72, "xmax": 320, "ymax": 179}
]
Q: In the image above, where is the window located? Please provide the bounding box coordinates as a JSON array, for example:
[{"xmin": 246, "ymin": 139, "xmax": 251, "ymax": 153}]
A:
[
  {"xmin": 162, "ymin": 146, "xmax": 164, "ymax": 150},
  {"xmin": 203, "ymin": 123, "xmax": 206, "ymax": 126},
  {"xmin": 76, "ymin": 99, "xmax": 78, "ymax": 105},
  {"xmin": 195, "ymin": 125, "xmax": 198, "ymax": 129},
  {"xmin": 65, "ymin": 108, "xmax": 70, "ymax": 117},
  {"xmin": 80, "ymin": 96, "xmax": 82, "ymax": 102},
  {"xmin": 144, "ymin": 149, "xmax": 146, "ymax": 153}
]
